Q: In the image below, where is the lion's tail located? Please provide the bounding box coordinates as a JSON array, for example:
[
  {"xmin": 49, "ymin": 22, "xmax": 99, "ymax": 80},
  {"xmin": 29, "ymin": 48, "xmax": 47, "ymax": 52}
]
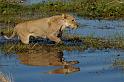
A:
[{"xmin": 1, "ymin": 29, "xmax": 16, "ymax": 39}]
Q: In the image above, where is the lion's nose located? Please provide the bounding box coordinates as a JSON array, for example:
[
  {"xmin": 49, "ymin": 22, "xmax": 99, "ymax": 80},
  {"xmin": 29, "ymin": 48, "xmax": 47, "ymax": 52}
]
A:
[
  {"xmin": 76, "ymin": 23, "xmax": 79, "ymax": 27},
  {"xmin": 74, "ymin": 24, "xmax": 79, "ymax": 29}
]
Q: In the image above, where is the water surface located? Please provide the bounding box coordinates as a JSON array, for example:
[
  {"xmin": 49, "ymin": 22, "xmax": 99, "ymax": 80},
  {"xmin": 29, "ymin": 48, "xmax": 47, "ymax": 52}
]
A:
[
  {"xmin": 25, "ymin": 0, "xmax": 68, "ymax": 4},
  {"xmin": 0, "ymin": 47, "xmax": 124, "ymax": 82},
  {"xmin": 0, "ymin": 11, "xmax": 124, "ymax": 82},
  {"xmin": 68, "ymin": 17, "xmax": 124, "ymax": 39}
]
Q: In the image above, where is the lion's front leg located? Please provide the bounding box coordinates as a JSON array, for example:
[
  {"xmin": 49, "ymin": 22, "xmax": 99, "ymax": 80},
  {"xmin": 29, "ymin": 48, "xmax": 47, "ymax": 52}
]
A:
[
  {"xmin": 57, "ymin": 30, "xmax": 63, "ymax": 38},
  {"xmin": 47, "ymin": 34, "xmax": 63, "ymax": 44}
]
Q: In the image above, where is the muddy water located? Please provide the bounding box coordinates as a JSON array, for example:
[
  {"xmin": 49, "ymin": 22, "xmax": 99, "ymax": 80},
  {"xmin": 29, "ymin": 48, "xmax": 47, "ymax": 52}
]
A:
[{"xmin": 0, "ymin": 47, "xmax": 124, "ymax": 82}]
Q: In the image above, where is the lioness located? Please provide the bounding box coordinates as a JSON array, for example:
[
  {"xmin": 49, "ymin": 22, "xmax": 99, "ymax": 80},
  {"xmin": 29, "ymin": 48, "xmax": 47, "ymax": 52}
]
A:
[{"xmin": 3, "ymin": 14, "xmax": 78, "ymax": 44}]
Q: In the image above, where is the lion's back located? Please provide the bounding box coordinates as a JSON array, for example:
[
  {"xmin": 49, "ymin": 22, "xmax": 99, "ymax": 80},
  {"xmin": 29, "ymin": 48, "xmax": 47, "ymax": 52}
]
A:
[{"xmin": 14, "ymin": 15, "xmax": 63, "ymax": 37}]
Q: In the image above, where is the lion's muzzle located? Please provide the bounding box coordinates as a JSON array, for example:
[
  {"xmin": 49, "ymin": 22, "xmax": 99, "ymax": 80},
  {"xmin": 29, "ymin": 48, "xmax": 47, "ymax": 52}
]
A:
[{"xmin": 72, "ymin": 23, "xmax": 79, "ymax": 29}]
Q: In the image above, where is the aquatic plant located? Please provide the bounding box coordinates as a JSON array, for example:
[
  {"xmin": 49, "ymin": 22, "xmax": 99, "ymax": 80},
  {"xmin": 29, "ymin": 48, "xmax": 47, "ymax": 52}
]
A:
[
  {"xmin": 1, "ymin": 34, "xmax": 124, "ymax": 54},
  {"xmin": 113, "ymin": 59, "xmax": 124, "ymax": 69}
]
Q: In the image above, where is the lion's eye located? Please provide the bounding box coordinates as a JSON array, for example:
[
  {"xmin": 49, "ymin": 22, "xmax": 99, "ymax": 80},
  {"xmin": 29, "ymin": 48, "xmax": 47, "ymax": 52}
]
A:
[{"xmin": 72, "ymin": 20, "xmax": 74, "ymax": 21}]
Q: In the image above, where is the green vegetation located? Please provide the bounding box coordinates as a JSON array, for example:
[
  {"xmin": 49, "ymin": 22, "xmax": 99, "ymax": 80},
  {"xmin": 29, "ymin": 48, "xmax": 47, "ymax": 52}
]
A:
[
  {"xmin": 0, "ymin": 0, "xmax": 124, "ymax": 53},
  {"xmin": 1, "ymin": 29, "xmax": 124, "ymax": 53},
  {"xmin": 22, "ymin": 0, "xmax": 124, "ymax": 19},
  {"xmin": 0, "ymin": 0, "xmax": 124, "ymax": 23},
  {"xmin": 83, "ymin": 37, "xmax": 124, "ymax": 49},
  {"xmin": 1, "ymin": 36, "xmax": 124, "ymax": 53},
  {"xmin": 0, "ymin": 0, "xmax": 28, "ymax": 23},
  {"xmin": 113, "ymin": 59, "xmax": 124, "ymax": 69},
  {"xmin": 74, "ymin": 0, "xmax": 124, "ymax": 19},
  {"xmin": 0, "ymin": 42, "xmax": 84, "ymax": 53},
  {"xmin": 0, "ymin": 26, "xmax": 14, "ymax": 35}
]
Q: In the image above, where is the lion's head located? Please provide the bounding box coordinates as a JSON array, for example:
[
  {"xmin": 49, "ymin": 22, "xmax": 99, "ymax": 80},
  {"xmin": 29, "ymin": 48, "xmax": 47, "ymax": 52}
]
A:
[{"xmin": 62, "ymin": 14, "xmax": 78, "ymax": 29}]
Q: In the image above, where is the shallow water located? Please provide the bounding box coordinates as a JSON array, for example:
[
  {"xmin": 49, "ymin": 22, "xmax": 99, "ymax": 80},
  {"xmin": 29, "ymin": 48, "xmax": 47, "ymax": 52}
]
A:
[
  {"xmin": 25, "ymin": 0, "xmax": 68, "ymax": 4},
  {"xmin": 25, "ymin": 0, "xmax": 47, "ymax": 4},
  {"xmin": 1, "ymin": 0, "xmax": 124, "ymax": 39},
  {"xmin": 67, "ymin": 17, "xmax": 124, "ymax": 39},
  {"xmin": 0, "ymin": 47, "xmax": 124, "ymax": 82},
  {"xmin": 1, "ymin": 17, "xmax": 124, "ymax": 42},
  {"xmin": 24, "ymin": 0, "xmax": 124, "ymax": 39},
  {"xmin": 0, "ymin": 6, "xmax": 124, "ymax": 82}
]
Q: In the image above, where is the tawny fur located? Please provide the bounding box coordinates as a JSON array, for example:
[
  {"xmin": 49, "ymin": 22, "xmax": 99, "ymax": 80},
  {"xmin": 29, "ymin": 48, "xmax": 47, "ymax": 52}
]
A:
[{"xmin": 4, "ymin": 14, "xmax": 78, "ymax": 44}]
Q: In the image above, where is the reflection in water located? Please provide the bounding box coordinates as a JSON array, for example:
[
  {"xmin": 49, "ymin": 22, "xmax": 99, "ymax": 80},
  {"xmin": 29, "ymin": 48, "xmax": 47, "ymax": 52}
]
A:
[
  {"xmin": 1, "ymin": 46, "xmax": 124, "ymax": 81},
  {"xmin": 17, "ymin": 46, "xmax": 80, "ymax": 74},
  {"xmin": 47, "ymin": 65, "xmax": 80, "ymax": 74}
]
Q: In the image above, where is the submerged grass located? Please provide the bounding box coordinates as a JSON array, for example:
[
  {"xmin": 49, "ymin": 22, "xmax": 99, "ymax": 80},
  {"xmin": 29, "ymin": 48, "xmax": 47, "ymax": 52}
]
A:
[
  {"xmin": 113, "ymin": 59, "xmax": 124, "ymax": 69},
  {"xmin": 0, "ymin": 27, "xmax": 14, "ymax": 35},
  {"xmin": 1, "ymin": 26, "xmax": 124, "ymax": 52},
  {"xmin": 1, "ymin": 35, "xmax": 124, "ymax": 53},
  {"xmin": 0, "ymin": 42, "xmax": 85, "ymax": 53},
  {"xmin": 83, "ymin": 37, "xmax": 124, "ymax": 49}
]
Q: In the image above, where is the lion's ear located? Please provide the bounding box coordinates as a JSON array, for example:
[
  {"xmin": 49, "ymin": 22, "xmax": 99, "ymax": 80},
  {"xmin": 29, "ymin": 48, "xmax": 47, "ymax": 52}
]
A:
[{"xmin": 62, "ymin": 14, "xmax": 67, "ymax": 19}]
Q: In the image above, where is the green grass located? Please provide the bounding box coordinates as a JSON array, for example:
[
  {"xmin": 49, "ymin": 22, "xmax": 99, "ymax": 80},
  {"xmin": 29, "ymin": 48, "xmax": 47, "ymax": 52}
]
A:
[
  {"xmin": 83, "ymin": 37, "xmax": 124, "ymax": 49},
  {"xmin": 0, "ymin": 27, "xmax": 14, "ymax": 35},
  {"xmin": 113, "ymin": 59, "xmax": 124, "ymax": 69},
  {"xmin": 0, "ymin": 42, "xmax": 85, "ymax": 53},
  {"xmin": 1, "ymin": 0, "xmax": 124, "ymax": 53},
  {"xmin": 1, "ymin": 35, "xmax": 124, "ymax": 53},
  {"xmin": 0, "ymin": 0, "xmax": 124, "ymax": 23},
  {"xmin": 74, "ymin": 0, "xmax": 124, "ymax": 19},
  {"xmin": 27, "ymin": 0, "xmax": 124, "ymax": 19}
]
